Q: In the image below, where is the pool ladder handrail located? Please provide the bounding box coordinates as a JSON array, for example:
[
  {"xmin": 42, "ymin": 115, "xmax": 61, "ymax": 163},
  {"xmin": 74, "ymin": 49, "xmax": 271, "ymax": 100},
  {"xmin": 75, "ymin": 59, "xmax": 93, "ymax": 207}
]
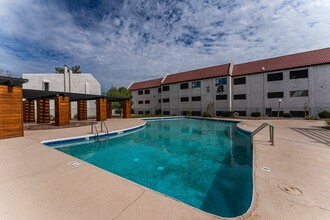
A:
[
  {"xmin": 90, "ymin": 121, "xmax": 109, "ymax": 141},
  {"xmin": 252, "ymin": 123, "xmax": 274, "ymax": 145}
]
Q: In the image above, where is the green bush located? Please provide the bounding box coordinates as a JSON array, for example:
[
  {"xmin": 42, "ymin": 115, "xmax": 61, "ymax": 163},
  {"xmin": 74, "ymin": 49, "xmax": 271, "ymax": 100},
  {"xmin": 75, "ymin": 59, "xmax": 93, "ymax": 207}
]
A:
[
  {"xmin": 283, "ymin": 112, "xmax": 292, "ymax": 118},
  {"xmin": 220, "ymin": 111, "xmax": 234, "ymax": 117},
  {"xmin": 305, "ymin": 115, "xmax": 317, "ymax": 120},
  {"xmin": 251, "ymin": 112, "xmax": 261, "ymax": 117},
  {"xmin": 155, "ymin": 109, "xmax": 162, "ymax": 115},
  {"xmin": 318, "ymin": 110, "xmax": 330, "ymax": 118},
  {"xmin": 202, "ymin": 112, "xmax": 212, "ymax": 117},
  {"xmin": 326, "ymin": 119, "xmax": 330, "ymax": 127}
]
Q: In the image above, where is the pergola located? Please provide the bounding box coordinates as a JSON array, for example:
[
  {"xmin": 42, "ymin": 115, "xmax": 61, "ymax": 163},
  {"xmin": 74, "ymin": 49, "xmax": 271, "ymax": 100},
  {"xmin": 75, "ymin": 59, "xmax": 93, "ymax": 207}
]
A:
[{"xmin": 22, "ymin": 89, "xmax": 131, "ymax": 126}]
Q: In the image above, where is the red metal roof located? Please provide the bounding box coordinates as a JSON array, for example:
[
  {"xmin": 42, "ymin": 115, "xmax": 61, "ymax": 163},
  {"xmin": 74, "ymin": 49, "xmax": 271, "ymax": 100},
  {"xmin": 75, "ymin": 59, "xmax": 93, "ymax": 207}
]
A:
[
  {"xmin": 128, "ymin": 78, "xmax": 163, "ymax": 91},
  {"xmin": 233, "ymin": 47, "xmax": 330, "ymax": 76},
  {"xmin": 162, "ymin": 64, "xmax": 231, "ymax": 84}
]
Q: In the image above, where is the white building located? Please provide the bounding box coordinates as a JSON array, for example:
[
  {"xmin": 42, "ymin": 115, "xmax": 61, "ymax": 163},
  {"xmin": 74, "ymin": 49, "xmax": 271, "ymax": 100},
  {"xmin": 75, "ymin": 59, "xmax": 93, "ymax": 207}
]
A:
[
  {"xmin": 22, "ymin": 66, "xmax": 101, "ymax": 118},
  {"xmin": 128, "ymin": 47, "xmax": 330, "ymax": 117}
]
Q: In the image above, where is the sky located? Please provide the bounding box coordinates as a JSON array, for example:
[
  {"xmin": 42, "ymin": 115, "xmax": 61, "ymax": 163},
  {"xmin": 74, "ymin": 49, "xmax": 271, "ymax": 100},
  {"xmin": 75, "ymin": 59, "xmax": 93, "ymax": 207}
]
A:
[{"xmin": 1, "ymin": 0, "xmax": 330, "ymax": 91}]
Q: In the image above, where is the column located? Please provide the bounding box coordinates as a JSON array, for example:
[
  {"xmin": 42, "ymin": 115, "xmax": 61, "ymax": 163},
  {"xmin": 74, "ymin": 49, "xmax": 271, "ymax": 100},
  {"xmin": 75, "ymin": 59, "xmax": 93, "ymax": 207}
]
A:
[
  {"xmin": 122, "ymin": 99, "xmax": 131, "ymax": 118},
  {"xmin": 55, "ymin": 96, "xmax": 70, "ymax": 126},
  {"xmin": 77, "ymin": 100, "xmax": 87, "ymax": 120},
  {"xmin": 37, "ymin": 98, "xmax": 50, "ymax": 123},
  {"xmin": 96, "ymin": 98, "xmax": 107, "ymax": 121}
]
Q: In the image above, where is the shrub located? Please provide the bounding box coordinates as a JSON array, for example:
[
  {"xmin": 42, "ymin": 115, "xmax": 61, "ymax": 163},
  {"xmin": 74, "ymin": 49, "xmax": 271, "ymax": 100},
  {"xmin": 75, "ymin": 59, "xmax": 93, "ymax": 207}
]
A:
[
  {"xmin": 220, "ymin": 111, "xmax": 234, "ymax": 117},
  {"xmin": 318, "ymin": 110, "xmax": 330, "ymax": 119},
  {"xmin": 251, "ymin": 112, "xmax": 261, "ymax": 117},
  {"xmin": 131, "ymin": 109, "xmax": 135, "ymax": 114},
  {"xmin": 326, "ymin": 119, "xmax": 330, "ymax": 127},
  {"xmin": 115, "ymin": 109, "xmax": 122, "ymax": 114},
  {"xmin": 202, "ymin": 112, "xmax": 212, "ymax": 117},
  {"xmin": 283, "ymin": 112, "xmax": 292, "ymax": 118},
  {"xmin": 155, "ymin": 109, "xmax": 162, "ymax": 115},
  {"xmin": 305, "ymin": 115, "xmax": 317, "ymax": 120}
]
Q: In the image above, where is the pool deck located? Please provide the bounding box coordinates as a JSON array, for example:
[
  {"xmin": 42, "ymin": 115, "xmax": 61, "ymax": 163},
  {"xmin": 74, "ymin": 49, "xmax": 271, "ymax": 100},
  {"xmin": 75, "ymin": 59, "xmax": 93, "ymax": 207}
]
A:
[{"xmin": 0, "ymin": 118, "xmax": 330, "ymax": 219}]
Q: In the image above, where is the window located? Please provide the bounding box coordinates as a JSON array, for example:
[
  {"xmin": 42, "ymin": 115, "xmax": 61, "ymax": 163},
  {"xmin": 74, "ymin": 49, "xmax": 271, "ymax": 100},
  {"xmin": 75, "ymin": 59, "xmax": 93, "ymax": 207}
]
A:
[
  {"xmin": 138, "ymin": 101, "xmax": 143, "ymax": 104},
  {"xmin": 192, "ymin": 81, "xmax": 201, "ymax": 88},
  {"xmin": 267, "ymin": 72, "xmax": 283, "ymax": 81},
  {"xmin": 180, "ymin": 83, "xmax": 189, "ymax": 89},
  {"xmin": 290, "ymin": 90, "xmax": 308, "ymax": 97},
  {"xmin": 138, "ymin": 90, "xmax": 143, "ymax": 95},
  {"xmin": 145, "ymin": 111, "xmax": 150, "ymax": 115},
  {"xmin": 290, "ymin": 111, "xmax": 308, "ymax": 117},
  {"xmin": 163, "ymin": 98, "xmax": 170, "ymax": 103},
  {"xmin": 158, "ymin": 88, "xmax": 161, "ymax": 93},
  {"xmin": 234, "ymin": 94, "xmax": 246, "ymax": 100},
  {"xmin": 162, "ymin": 85, "xmax": 170, "ymax": 91},
  {"xmin": 138, "ymin": 111, "xmax": 143, "ymax": 115},
  {"xmin": 290, "ymin": 69, "xmax": 308, "ymax": 79},
  {"xmin": 163, "ymin": 111, "xmax": 170, "ymax": 115},
  {"xmin": 180, "ymin": 97, "xmax": 189, "ymax": 102},
  {"xmin": 234, "ymin": 111, "xmax": 246, "ymax": 116},
  {"xmin": 267, "ymin": 92, "xmax": 284, "ymax": 98},
  {"xmin": 233, "ymin": 77, "xmax": 246, "ymax": 85},
  {"xmin": 44, "ymin": 82, "xmax": 49, "ymax": 91},
  {"xmin": 158, "ymin": 99, "xmax": 161, "ymax": 103},
  {"xmin": 145, "ymin": 100, "xmax": 150, "ymax": 104},
  {"xmin": 192, "ymin": 96, "xmax": 201, "ymax": 101},
  {"xmin": 192, "ymin": 111, "xmax": 201, "ymax": 116},
  {"xmin": 215, "ymin": 78, "xmax": 227, "ymax": 86},
  {"xmin": 216, "ymin": 95, "xmax": 227, "ymax": 100},
  {"xmin": 144, "ymin": 89, "xmax": 150, "ymax": 94}
]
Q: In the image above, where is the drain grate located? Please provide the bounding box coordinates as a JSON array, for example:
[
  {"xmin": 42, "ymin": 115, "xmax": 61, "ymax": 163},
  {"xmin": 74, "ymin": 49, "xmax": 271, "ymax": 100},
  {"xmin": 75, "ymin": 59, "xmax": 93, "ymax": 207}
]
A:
[
  {"xmin": 67, "ymin": 161, "xmax": 80, "ymax": 167},
  {"xmin": 261, "ymin": 166, "xmax": 271, "ymax": 172},
  {"xmin": 278, "ymin": 184, "xmax": 303, "ymax": 196}
]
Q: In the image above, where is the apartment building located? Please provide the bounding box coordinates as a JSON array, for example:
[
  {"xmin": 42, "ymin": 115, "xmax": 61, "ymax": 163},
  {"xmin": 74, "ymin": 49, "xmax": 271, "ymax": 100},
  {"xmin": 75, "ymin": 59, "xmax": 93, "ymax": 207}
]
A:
[{"xmin": 128, "ymin": 47, "xmax": 330, "ymax": 117}]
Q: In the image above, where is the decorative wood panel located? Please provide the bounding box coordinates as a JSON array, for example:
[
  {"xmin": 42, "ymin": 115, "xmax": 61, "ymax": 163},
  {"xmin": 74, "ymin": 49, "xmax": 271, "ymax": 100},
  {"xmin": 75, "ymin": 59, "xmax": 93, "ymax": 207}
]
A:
[
  {"xmin": 77, "ymin": 100, "xmax": 87, "ymax": 120},
  {"xmin": 0, "ymin": 85, "xmax": 24, "ymax": 139},
  {"xmin": 122, "ymin": 100, "xmax": 131, "ymax": 118},
  {"xmin": 37, "ymin": 98, "xmax": 50, "ymax": 123},
  {"xmin": 107, "ymin": 101, "xmax": 112, "ymax": 118},
  {"xmin": 23, "ymin": 100, "xmax": 35, "ymax": 122},
  {"xmin": 55, "ymin": 96, "xmax": 70, "ymax": 126},
  {"xmin": 96, "ymin": 98, "xmax": 107, "ymax": 121}
]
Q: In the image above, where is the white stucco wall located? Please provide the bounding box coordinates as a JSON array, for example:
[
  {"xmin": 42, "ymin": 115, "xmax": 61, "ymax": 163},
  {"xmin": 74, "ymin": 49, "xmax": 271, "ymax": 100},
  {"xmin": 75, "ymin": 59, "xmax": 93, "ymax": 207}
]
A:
[
  {"xmin": 22, "ymin": 71, "xmax": 101, "ymax": 118},
  {"xmin": 130, "ymin": 64, "xmax": 330, "ymax": 117}
]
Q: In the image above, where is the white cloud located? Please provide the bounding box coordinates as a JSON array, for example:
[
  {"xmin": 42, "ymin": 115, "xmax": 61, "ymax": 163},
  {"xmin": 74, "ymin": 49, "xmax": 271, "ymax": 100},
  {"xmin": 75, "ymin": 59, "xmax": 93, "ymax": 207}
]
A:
[{"xmin": 0, "ymin": 0, "xmax": 330, "ymax": 90}]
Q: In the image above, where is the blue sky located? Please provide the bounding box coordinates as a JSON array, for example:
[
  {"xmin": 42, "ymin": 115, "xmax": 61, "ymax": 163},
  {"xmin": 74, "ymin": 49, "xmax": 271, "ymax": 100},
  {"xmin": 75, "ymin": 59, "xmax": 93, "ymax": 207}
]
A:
[{"xmin": 0, "ymin": 0, "xmax": 330, "ymax": 90}]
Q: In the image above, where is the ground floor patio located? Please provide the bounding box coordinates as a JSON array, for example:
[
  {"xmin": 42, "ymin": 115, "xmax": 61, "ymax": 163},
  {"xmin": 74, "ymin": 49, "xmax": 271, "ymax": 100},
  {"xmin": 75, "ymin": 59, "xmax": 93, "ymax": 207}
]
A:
[{"xmin": 0, "ymin": 118, "xmax": 329, "ymax": 219}]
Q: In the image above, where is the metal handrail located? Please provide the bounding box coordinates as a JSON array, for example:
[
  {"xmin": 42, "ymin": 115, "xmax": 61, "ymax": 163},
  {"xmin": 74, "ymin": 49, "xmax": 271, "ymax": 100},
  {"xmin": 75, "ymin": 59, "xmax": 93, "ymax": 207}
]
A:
[
  {"xmin": 91, "ymin": 122, "xmax": 99, "ymax": 141},
  {"xmin": 100, "ymin": 121, "xmax": 109, "ymax": 134},
  {"xmin": 252, "ymin": 123, "xmax": 274, "ymax": 145}
]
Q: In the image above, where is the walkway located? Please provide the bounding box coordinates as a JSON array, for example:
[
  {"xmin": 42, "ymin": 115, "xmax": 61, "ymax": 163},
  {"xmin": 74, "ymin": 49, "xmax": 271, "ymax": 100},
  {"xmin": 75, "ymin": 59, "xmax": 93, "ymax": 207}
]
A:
[{"xmin": 0, "ymin": 118, "xmax": 330, "ymax": 219}]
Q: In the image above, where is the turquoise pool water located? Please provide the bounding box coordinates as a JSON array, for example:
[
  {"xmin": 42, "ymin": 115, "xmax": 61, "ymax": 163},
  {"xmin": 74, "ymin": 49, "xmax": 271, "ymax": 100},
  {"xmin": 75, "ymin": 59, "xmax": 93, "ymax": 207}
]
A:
[{"xmin": 50, "ymin": 118, "xmax": 253, "ymax": 217}]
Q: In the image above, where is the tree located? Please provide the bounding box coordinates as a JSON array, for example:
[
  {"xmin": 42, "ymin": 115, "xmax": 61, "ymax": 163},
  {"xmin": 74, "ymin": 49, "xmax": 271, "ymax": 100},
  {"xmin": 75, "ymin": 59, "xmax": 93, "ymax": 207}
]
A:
[
  {"xmin": 105, "ymin": 87, "xmax": 133, "ymax": 112},
  {"xmin": 55, "ymin": 65, "xmax": 81, "ymax": 74},
  {"xmin": 0, "ymin": 69, "xmax": 14, "ymax": 77}
]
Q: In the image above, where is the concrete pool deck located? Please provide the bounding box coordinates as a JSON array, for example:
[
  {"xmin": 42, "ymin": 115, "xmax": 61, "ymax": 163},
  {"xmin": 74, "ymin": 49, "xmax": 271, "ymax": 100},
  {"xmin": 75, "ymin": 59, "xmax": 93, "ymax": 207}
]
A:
[{"xmin": 0, "ymin": 118, "xmax": 329, "ymax": 219}]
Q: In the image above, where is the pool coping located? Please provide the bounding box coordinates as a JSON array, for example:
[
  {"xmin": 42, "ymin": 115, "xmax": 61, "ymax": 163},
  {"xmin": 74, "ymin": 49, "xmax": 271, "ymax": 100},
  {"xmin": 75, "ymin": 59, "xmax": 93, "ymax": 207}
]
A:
[{"xmin": 1, "ymin": 118, "xmax": 329, "ymax": 219}]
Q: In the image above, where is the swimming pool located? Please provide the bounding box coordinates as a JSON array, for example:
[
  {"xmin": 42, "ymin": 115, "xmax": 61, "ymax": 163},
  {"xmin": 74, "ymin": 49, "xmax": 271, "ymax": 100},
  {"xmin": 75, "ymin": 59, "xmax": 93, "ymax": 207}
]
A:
[{"xmin": 46, "ymin": 118, "xmax": 253, "ymax": 218}]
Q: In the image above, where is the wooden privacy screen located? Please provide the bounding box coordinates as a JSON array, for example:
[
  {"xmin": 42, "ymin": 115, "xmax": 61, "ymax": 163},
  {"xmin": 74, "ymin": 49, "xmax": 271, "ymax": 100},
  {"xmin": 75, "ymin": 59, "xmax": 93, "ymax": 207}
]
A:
[
  {"xmin": 23, "ymin": 100, "xmax": 35, "ymax": 122},
  {"xmin": 107, "ymin": 101, "xmax": 112, "ymax": 118},
  {"xmin": 0, "ymin": 85, "xmax": 24, "ymax": 139},
  {"xmin": 55, "ymin": 96, "xmax": 70, "ymax": 126},
  {"xmin": 77, "ymin": 100, "xmax": 87, "ymax": 120},
  {"xmin": 122, "ymin": 100, "xmax": 131, "ymax": 118},
  {"xmin": 96, "ymin": 98, "xmax": 107, "ymax": 121},
  {"xmin": 37, "ymin": 98, "xmax": 50, "ymax": 123}
]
